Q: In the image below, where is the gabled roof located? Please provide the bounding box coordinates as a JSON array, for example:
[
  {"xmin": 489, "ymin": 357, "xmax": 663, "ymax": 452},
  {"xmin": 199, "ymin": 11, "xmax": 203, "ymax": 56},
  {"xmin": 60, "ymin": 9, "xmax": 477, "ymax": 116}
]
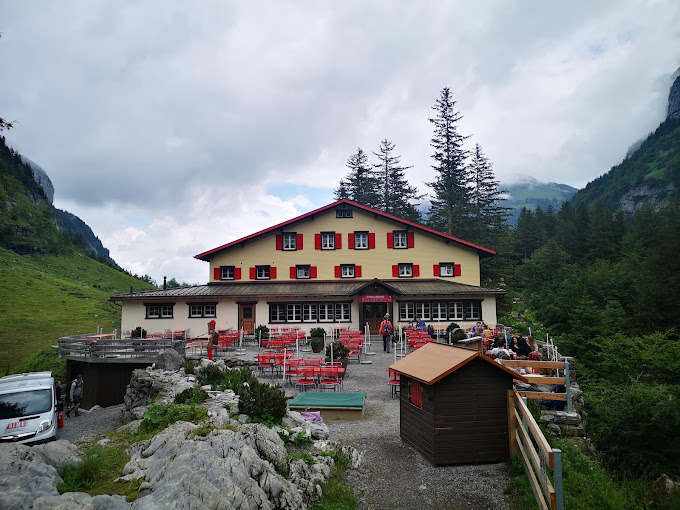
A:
[
  {"xmin": 194, "ymin": 199, "xmax": 496, "ymax": 261},
  {"xmin": 110, "ymin": 278, "xmax": 504, "ymax": 301},
  {"xmin": 389, "ymin": 343, "xmax": 527, "ymax": 385}
]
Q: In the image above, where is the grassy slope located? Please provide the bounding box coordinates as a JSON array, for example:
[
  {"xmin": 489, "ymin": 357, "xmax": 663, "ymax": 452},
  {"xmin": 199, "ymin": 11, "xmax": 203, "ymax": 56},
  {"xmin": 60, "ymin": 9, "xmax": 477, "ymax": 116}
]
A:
[{"xmin": 0, "ymin": 247, "xmax": 154, "ymax": 372}]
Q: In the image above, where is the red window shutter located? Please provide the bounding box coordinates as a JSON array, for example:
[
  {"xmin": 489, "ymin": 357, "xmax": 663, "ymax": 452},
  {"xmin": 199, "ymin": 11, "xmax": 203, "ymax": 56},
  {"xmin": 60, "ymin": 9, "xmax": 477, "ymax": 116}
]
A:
[
  {"xmin": 387, "ymin": 232, "xmax": 394, "ymax": 248},
  {"xmin": 315, "ymin": 233, "xmax": 321, "ymax": 250},
  {"xmin": 392, "ymin": 265, "xmax": 399, "ymax": 277},
  {"xmin": 234, "ymin": 268, "xmax": 241, "ymax": 280},
  {"xmin": 454, "ymin": 264, "xmax": 461, "ymax": 276},
  {"xmin": 310, "ymin": 266, "xmax": 317, "ymax": 278},
  {"xmin": 290, "ymin": 266, "xmax": 297, "ymax": 279},
  {"xmin": 348, "ymin": 233, "xmax": 355, "ymax": 249},
  {"xmin": 275, "ymin": 234, "xmax": 283, "ymax": 250},
  {"xmin": 249, "ymin": 267, "xmax": 256, "ymax": 279},
  {"xmin": 335, "ymin": 233, "xmax": 342, "ymax": 249},
  {"xmin": 335, "ymin": 266, "xmax": 342, "ymax": 278},
  {"xmin": 407, "ymin": 232, "xmax": 415, "ymax": 248},
  {"xmin": 355, "ymin": 265, "xmax": 362, "ymax": 277},
  {"xmin": 433, "ymin": 264, "xmax": 440, "ymax": 276},
  {"xmin": 214, "ymin": 267, "xmax": 221, "ymax": 280},
  {"xmin": 413, "ymin": 265, "xmax": 420, "ymax": 277},
  {"xmin": 410, "ymin": 380, "xmax": 422, "ymax": 407},
  {"xmin": 368, "ymin": 232, "xmax": 376, "ymax": 249},
  {"xmin": 297, "ymin": 233, "xmax": 303, "ymax": 250},
  {"xmin": 270, "ymin": 267, "xmax": 277, "ymax": 279}
]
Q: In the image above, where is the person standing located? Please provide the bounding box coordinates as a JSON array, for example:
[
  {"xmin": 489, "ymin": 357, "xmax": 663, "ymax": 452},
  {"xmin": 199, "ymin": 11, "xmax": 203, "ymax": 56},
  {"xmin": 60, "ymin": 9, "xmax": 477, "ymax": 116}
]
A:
[
  {"xmin": 379, "ymin": 314, "xmax": 393, "ymax": 353},
  {"xmin": 207, "ymin": 320, "xmax": 218, "ymax": 361},
  {"xmin": 67, "ymin": 374, "xmax": 83, "ymax": 417}
]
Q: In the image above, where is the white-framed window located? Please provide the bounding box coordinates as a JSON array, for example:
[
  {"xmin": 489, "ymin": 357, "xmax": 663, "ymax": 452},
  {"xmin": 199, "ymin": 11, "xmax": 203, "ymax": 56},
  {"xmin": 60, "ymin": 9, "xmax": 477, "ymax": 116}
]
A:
[
  {"xmin": 188, "ymin": 303, "xmax": 217, "ymax": 318},
  {"xmin": 321, "ymin": 232, "xmax": 335, "ymax": 250},
  {"xmin": 354, "ymin": 232, "xmax": 368, "ymax": 249},
  {"xmin": 287, "ymin": 304, "xmax": 302, "ymax": 322},
  {"xmin": 432, "ymin": 302, "xmax": 448, "ymax": 321},
  {"xmin": 465, "ymin": 301, "xmax": 481, "ymax": 320},
  {"xmin": 416, "ymin": 302, "xmax": 430, "ymax": 321},
  {"xmin": 449, "ymin": 302, "xmax": 464, "ymax": 320},
  {"xmin": 146, "ymin": 303, "xmax": 174, "ymax": 319},
  {"xmin": 439, "ymin": 263, "xmax": 454, "ymax": 276},
  {"xmin": 303, "ymin": 303, "xmax": 317, "ymax": 322},
  {"xmin": 220, "ymin": 266, "xmax": 235, "ymax": 279},
  {"xmin": 394, "ymin": 231, "xmax": 408, "ymax": 249},
  {"xmin": 335, "ymin": 303, "xmax": 351, "ymax": 322},
  {"xmin": 282, "ymin": 232, "xmax": 297, "ymax": 250},
  {"xmin": 319, "ymin": 303, "xmax": 334, "ymax": 322},
  {"xmin": 399, "ymin": 302, "xmax": 415, "ymax": 321},
  {"xmin": 296, "ymin": 265, "xmax": 311, "ymax": 279},
  {"xmin": 270, "ymin": 304, "xmax": 286, "ymax": 322},
  {"xmin": 336, "ymin": 210, "xmax": 353, "ymax": 218},
  {"xmin": 341, "ymin": 265, "xmax": 355, "ymax": 278},
  {"xmin": 399, "ymin": 264, "xmax": 413, "ymax": 277},
  {"xmin": 256, "ymin": 266, "xmax": 270, "ymax": 280}
]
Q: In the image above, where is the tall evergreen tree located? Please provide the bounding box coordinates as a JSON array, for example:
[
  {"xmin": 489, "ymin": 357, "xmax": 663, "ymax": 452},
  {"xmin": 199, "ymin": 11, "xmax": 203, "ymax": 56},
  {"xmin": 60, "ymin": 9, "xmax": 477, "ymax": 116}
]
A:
[
  {"xmin": 334, "ymin": 147, "xmax": 380, "ymax": 208},
  {"xmin": 426, "ymin": 87, "xmax": 471, "ymax": 237},
  {"xmin": 373, "ymin": 139, "xmax": 422, "ymax": 222},
  {"xmin": 468, "ymin": 143, "xmax": 510, "ymax": 246}
]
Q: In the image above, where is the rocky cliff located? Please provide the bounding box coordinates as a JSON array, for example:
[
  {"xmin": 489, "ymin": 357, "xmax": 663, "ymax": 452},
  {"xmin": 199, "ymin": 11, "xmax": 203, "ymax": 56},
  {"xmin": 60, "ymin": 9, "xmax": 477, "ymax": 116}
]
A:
[{"xmin": 668, "ymin": 67, "xmax": 680, "ymax": 120}]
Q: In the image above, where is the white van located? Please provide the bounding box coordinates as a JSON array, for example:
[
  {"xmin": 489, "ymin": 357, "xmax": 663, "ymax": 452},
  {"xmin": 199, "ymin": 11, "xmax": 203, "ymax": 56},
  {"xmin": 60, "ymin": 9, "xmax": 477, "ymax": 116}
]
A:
[{"xmin": 0, "ymin": 371, "xmax": 58, "ymax": 445}]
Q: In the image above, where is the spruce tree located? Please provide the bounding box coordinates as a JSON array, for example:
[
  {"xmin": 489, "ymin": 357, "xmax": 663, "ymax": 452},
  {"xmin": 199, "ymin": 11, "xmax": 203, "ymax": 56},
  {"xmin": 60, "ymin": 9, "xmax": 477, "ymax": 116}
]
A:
[
  {"xmin": 468, "ymin": 143, "xmax": 510, "ymax": 246},
  {"xmin": 372, "ymin": 139, "xmax": 422, "ymax": 222},
  {"xmin": 426, "ymin": 87, "xmax": 471, "ymax": 237},
  {"xmin": 334, "ymin": 147, "xmax": 380, "ymax": 208}
]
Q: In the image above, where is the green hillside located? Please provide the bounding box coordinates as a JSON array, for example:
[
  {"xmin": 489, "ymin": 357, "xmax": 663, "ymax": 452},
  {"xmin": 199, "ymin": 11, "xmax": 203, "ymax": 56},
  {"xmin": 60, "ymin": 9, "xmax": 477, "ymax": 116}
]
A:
[
  {"xmin": 0, "ymin": 246, "xmax": 155, "ymax": 373},
  {"xmin": 571, "ymin": 117, "xmax": 680, "ymax": 210}
]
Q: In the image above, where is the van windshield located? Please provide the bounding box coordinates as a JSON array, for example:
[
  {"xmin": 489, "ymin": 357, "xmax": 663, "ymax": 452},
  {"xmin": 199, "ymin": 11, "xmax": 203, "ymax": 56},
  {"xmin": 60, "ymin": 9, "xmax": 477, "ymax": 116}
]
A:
[{"xmin": 0, "ymin": 389, "xmax": 52, "ymax": 419}]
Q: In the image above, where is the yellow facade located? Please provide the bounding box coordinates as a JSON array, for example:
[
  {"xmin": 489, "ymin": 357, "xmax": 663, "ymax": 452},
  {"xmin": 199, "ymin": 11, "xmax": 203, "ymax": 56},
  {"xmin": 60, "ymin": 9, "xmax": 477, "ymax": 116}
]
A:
[{"xmin": 208, "ymin": 206, "xmax": 482, "ymax": 285}]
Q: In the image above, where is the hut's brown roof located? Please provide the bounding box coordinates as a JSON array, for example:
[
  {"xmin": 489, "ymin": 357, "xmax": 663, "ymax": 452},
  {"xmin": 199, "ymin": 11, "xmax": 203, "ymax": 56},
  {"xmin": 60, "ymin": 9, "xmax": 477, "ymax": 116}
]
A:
[{"xmin": 389, "ymin": 343, "xmax": 528, "ymax": 385}]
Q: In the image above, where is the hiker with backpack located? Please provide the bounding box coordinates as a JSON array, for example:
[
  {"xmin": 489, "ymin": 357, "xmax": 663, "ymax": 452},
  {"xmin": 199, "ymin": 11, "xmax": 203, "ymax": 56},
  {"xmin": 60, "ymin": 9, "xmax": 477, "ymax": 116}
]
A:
[
  {"xmin": 67, "ymin": 374, "xmax": 83, "ymax": 417},
  {"xmin": 379, "ymin": 314, "xmax": 393, "ymax": 353}
]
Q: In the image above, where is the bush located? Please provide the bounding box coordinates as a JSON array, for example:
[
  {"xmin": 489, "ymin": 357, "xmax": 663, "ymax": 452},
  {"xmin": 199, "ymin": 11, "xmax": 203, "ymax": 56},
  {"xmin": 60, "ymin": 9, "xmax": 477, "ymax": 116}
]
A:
[
  {"xmin": 238, "ymin": 381, "xmax": 287, "ymax": 425},
  {"xmin": 197, "ymin": 365, "xmax": 255, "ymax": 393},
  {"xmin": 255, "ymin": 324, "xmax": 270, "ymax": 340},
  {"xmin": 184, "ymin": 360, "xmax": 197, "ymax": 375},
  {"xmin": 309, "ymin": 327, "xmax": 326, "ymax": 338},
  {"xmin": 326, "ymin": 341, "xmax": 350, "ymax": 361},
  {"xmin": 131, "ymin": 327, "xmax": 146, "ymax": 339},
  {"xmin": 136, "ymin": 404, "xmax": 207, "ymax": 437},
  {"xmin": 173, "ymin": 386, "xmax": 209, "ymax": 405},
  {"xmin": 310, "ymin": 338, "xmax": 324, "ymax": 353}
]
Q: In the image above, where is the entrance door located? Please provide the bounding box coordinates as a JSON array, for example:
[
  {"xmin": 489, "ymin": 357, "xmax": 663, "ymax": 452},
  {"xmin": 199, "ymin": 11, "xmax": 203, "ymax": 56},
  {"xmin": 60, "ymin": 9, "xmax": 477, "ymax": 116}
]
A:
[
  {"xmin": 239, "ymin": 305, "xmax": 254, "ymax": 332},
  {"xmin": 362, "ymin": 302, "xmax": 389, "ymax": 334}
]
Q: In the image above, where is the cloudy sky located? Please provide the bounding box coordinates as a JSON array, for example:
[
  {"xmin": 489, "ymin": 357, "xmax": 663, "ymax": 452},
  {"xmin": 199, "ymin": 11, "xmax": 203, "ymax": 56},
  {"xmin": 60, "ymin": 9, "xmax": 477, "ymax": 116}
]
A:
[{"xmin": 2, "ymin": 1, "xmax": 679, "ymax": 284}]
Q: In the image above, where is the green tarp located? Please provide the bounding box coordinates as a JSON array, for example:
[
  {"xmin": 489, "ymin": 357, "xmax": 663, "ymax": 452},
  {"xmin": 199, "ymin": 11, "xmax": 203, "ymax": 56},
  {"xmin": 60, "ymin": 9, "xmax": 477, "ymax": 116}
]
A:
[{"xmin": 289, "ymin": 392, "xmax": 366, "ymax": 409}]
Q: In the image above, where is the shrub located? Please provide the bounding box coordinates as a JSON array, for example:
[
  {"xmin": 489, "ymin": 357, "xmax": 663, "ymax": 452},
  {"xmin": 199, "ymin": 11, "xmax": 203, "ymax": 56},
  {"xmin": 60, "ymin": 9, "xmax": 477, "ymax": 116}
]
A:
[
  {"xmin": 309, "ymin": 327, "xmax": 326, "ymax": 338},
  {"xmin": 173, "ymin": 386, "xmax": 208, "ymax": 405},
  {"xmin": 255, "ymin": 324, "xmax": 270, "ymax": 340},
  {"xmin": 310, "ymin": 338, "xmax": 324, "ymax": 353},
  {"xmin": 197, "ymin": 365, "xmax": 256, "ymax": 393},
  {"xmin": 136, "ymin": 404, "xmax": 207, "ymax": 437},
  {"xmin": 238, "ymin": 381, "xmax": 287, "ymax": 425},
  {"xmin": 184, "ymin": 360, "xmax": 197, "ymax": 375},
  {"xmin": 131, "ymin": 327, "xmax": 146, "ymax": 339},
  {"xmin": 326, "ymin": 341, "xmax": 350, "ymax": 361}
]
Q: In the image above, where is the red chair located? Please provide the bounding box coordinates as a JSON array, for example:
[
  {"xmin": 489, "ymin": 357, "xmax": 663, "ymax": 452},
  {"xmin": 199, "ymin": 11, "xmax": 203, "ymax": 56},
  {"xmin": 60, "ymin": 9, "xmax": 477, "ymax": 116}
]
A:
[
  {"xmin": 387, "ymin": 369, "xmax": 400, "ymax": 398},
  {"xmin": 319, "ymin": 366, "xmax": 342, "ymax": 391},
  {"xmin": 257, "ymin": 354, "xmax": 274, "ymax": 377},
  {"xmin": 296, "ymin": 366, "xmax": 319, "ymax": 391}
]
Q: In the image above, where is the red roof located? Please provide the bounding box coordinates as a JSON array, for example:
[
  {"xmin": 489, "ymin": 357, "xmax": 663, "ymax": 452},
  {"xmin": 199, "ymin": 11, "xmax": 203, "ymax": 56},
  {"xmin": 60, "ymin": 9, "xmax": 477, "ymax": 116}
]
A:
[{"xmin": 194, "ymin": 199, "xmax": 496, "ymax": 261}]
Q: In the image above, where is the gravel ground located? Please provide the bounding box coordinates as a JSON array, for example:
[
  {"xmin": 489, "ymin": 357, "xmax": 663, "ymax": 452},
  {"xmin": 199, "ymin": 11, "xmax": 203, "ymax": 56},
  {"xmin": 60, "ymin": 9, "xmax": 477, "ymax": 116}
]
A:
[{"xmin": 54, "ymin": 339, "xmax": 511, "ymax": 509}]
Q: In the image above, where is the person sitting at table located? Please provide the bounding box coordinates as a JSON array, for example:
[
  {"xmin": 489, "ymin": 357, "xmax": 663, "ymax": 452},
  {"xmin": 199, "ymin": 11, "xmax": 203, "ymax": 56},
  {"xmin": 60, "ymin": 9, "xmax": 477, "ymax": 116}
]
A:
[
  {"xmin": 510, "ymin": 335, "xmax": 532, "ymax": 359},
  {"xmin": 472, "ymin": 322, "xmax": 482, "ymax": 334},
  {"xmin": 407, "ymin": 319, "xmax": 415, "ymax": 329},
  {"xmin": 527, "ymin": 335, "xmax": 538, "ymax": 352},
  {"xmin": 416, "ymin": 317, "xmax": 426, "ymax": 330},
  {"xmin": 482, "ymin": 323, "xmax": 493, "ymax": 338},
  {"xmin": 491, "ymin": 340, "xmax": 511, "ymax": 359}
]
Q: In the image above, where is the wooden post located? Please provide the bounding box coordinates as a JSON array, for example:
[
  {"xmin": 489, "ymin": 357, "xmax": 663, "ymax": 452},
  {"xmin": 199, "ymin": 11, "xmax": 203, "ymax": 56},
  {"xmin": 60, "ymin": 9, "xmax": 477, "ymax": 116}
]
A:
[{"xmin": 507, "ymin": 389, "xmax": 518, "ymax": 457}]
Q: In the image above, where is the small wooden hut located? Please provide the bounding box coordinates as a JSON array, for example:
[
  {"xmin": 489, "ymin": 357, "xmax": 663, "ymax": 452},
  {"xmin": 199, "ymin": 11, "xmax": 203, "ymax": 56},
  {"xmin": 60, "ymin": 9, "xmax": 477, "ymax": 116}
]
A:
[{"xmin": 390, "ymin": 343, "xmax": 527, "ymax": 466}]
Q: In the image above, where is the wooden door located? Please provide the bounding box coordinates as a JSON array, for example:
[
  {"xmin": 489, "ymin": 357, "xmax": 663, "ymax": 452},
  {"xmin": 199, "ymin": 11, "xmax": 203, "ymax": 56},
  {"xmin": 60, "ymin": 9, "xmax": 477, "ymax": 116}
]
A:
[
  {"xmin": 362, "ymin": 302, "xmax": 389, "ymax": 334},
  {"xmin": 240, "ymin": 304, "xmax": 254, "ymax": 332}
]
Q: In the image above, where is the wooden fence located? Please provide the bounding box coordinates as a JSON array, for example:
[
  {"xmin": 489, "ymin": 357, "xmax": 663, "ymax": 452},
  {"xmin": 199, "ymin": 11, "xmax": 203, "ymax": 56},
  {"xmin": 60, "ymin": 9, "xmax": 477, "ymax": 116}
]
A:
[
  {"xmin": 59, "ymin": 334, "xmax": 173, "ymax": 360},
  {"xmin": 500, "ymin": 359, "xmax": 572, "ymax": 413},
  {"xmin": 508, "ymin": 389, "xmax": 564, "ymax": 510}
]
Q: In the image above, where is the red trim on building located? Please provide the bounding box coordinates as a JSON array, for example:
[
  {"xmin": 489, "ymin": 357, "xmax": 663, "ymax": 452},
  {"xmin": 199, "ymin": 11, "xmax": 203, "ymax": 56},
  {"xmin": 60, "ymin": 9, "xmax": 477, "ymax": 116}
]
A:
[
  {"xmin": 275, "ymin": 234, "xmax": 283, "ymax": 251},
  {"xmin": 355, "ymin": 265, "xmax": 362, "ymax": 277},
  {"xmin": 348, "ymin": 233, "xmax": 355, "ymax": 249},
  {"xmin": 387, "ymin": 232, "xmax": 394, "ymax": 248},
  {"xmin": 234, "ymin": 268, "xmax": 241, "ymax": 280},
  {"xmin": 335, "ymin": 233, "xmax": 342, "ymax": 249},
  {"xmin": 413, "ymin": 265, "xmax": 420, "ymax": 277},
  {"xmin": 315, "ymin": 233, "xmax": 321, "ymax": 250},
  {"xmin": 334, "ymin": 265, "xmax": 342, "ymax": 278},
  {"xmin": 410, "ymin": 380, "xmax": 423, "ymax": 407},
  {"xmin": 454, "ymin": 264, "xmax": 461, "ymax": 277},
  {"xmin": 297, "ymin": 233, "xmax": 303, "ymax": 250},
  {"xmin": 310, "ymin": 266, "xmax": 317, "ymax": 278},
  {"xmin": 214, "ymin": 268, "xmax": 221, "ymax": 280},
  {"xmin": 249, "ymin": 267, "xmax": 256, "ymax": 279},
  {"xmin": 368, "ymin": 232, "xmax": 375, "ymax": 249},
  {"xmin": 195, "ymin": 199, "xmax": 496, "ymax": 261},
  {"xmin": 270, "ymin": 267, "xmax": 277, "ymax": 279},
  {"xmin": 407, "ymin": 231, "xmax": 415, "ymax": 248},
  {"xmin": 392, "ymin": 265, "xmax": 399, "ymax": 277},
  {"xmin": 290, "ymin": 266, "xmax": 296, "ymax": 279},
  {"xmin": 433, "ymin": 264, "xmax": 440, "ymax": 276}
]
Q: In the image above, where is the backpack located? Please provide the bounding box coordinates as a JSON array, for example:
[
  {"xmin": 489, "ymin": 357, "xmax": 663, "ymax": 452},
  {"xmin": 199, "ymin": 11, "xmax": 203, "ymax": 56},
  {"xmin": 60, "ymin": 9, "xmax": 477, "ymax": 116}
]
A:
[{"xmin": 380, "ymin": 322, "xmax": 392, "ymax": 335}]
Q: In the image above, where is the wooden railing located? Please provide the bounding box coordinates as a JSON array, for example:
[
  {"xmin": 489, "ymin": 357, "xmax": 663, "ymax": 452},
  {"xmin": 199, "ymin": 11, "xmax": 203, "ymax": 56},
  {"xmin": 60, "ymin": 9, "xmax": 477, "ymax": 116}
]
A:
[
  {"xmin": 508, "ymin": 389, "xmax": 564, "ymax": 510},
  {"xmin": 58, "ymin": 334, "xmax": 173, "ymax": 360},
  {"xmin": 500, "ymin": 360, "xmax": 572, "ymax": 413}
]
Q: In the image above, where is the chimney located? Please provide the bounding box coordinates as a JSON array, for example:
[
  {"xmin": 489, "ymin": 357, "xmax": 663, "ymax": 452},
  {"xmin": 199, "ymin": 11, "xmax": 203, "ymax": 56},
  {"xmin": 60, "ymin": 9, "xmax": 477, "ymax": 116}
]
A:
[{"xmin": 163, "ymin": 276, "xmax": 167, "ymax": 290}]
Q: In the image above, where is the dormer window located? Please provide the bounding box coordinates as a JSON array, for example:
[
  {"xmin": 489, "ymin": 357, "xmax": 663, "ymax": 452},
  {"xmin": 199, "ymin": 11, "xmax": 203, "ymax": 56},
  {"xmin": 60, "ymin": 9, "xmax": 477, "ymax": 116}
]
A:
[{"xmin": 336, "ymin": 210, "xmax": 353, "ymax": 218}]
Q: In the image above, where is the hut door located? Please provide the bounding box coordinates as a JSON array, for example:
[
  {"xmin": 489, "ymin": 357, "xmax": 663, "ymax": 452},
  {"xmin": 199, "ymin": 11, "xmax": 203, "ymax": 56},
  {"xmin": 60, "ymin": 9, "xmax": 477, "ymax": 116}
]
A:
[
  {"xmin": 362, "ymin": 302, "xmax": 388, "ymax": 334},
  {"xmin": 239, "ymin": 305, "xmax": 254, "ymax": 332}
]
